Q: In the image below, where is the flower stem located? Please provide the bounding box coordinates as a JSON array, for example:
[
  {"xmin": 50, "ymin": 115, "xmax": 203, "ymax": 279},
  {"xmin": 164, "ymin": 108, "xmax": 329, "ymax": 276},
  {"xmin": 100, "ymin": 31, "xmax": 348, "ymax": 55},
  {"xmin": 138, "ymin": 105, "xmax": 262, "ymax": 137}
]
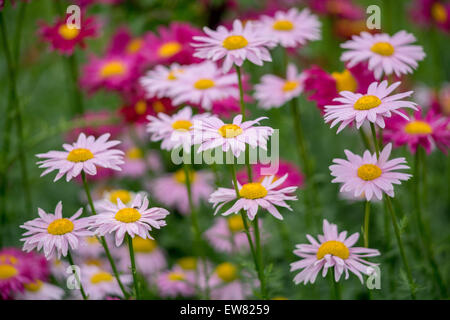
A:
[
  {"xmin": 126, "ymin": 234, "xmax": 140, "ymax": 300},
  {"xmin": 253, "ymin": 215, "xmax": 268, "ymax": 299},
  {"xmin": 364, "ymin": 201, "xmax": 371, "ymax": 247},
  {"xmin": 370, "ymin": 123, "xmax": 380, "ymax": 158},
  {"xmin": 359, "ymin": 128, "xmax": 372, "ymax": 152},
  {"xmin": 328, "ymin": 271, "xmax": 341, "ymax": 300},
  {"xmin": 66, "ymin": 250, "xmax": 88, "ymax": 300},
  {"xmin": 65, "ymin": 53, "xmax": 84, "ymax": 115},
  {"xmin": 384, "ymin": 196, "xmax": 417, "ymax": 299},
  {"xmin": 81, "ymin": 171, "xmax": 130, "ymax": 299}
]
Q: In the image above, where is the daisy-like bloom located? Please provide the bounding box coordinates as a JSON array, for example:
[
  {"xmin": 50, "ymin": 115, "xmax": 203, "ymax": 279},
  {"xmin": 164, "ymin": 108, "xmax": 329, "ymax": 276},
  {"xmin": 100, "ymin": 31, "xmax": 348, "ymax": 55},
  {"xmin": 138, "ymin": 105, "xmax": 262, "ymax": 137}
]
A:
[
  {"xmin": 36, "ymin": 133, "xmax": 124, "ymax": 182},
  {"xmin": 209, "ymin": 174, "xmax": 297, "ymax": 220},
  {"xmin": 194, "ymin": 114, "xmax": 274, "ymax": 157},
  {"xmin": 410, "ymin": 0, "xmax": 450, "ymax": 33},
  {"xmin": 384, "ymin": 108, "xmax": 450, "ymax": 154},
  {"xmin": 324, "ymin": 80, "xmax": 418, "ymax": 133},
  {"xmin": 140, "ymin": 63, "xmax": 187, "ymax": 99},
  {"xmin": 208, "ymin": 262, "xmax": 251, "ymax": 300},
  {"xmin": 192, "ymin": 19, "xmax": 274, "ymax": 73},
  {"xmin": 254, "ymin": 63, "xmax": 305, "ymax": 109},
  {"xmin": 66, "ymin": 110, "xmax": 123, "ymax": 142},
  {"xmin": 290, "ymin": 219, "xmax": 380, "ymax": 284},
  {"xmin": 146, "ymin": 106, "xmax": 209, "ymax": 152},
  {"xmin": 156, "ymin": 266, "xmax": 196, "ymax": 298},
  {"xmin": 39, "ymin": 14, "xmax": 99, "ymax": 55},
  {"xmin": 148, "ymin": 169, "xmax": 214, "ymax": 215},
  {"xmin": 168, "ymin": 61, "xmax": 239, "ymax": 110},
  {"xmin": 119, "ymin": 97, "xmax": 176, "ymax": 124},
  {"xmin": 258, "ymin": 8, "xmax": 321, "ymax": 48},
  {"xmin": 106, "ymin": 27, "xmax": 151, "ymax": 64},
  {"xmin": 0, "ymin": 248, "xmax": 34, "ymax": 300},
  {"xmin": 329, "ymin": 143, "xmax": 412, "ymax": 201},
  {"xmin": 340, "ymin": 30, "xmax": 426, "ymax": 79},
  {"xmin": 78, "ymin": 265, "xmax": 131, "ymax": 300},
  {"xmin": 90, "ymin": 194, "xmax": 169, "ymax": 246},
  {"xmin": 20, "ymin": 202, "xmax": 94, "ymax": 259},
  {"xmin": 15, "ymin": 280, "xmax": 64, "ymax": 300}
]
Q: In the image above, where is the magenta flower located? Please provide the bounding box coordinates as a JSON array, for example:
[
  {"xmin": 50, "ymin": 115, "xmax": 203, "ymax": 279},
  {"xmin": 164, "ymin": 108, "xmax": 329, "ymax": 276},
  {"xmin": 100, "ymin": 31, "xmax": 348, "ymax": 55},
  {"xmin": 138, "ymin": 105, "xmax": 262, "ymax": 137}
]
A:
[
  {"xmin": 306, "ymin": 0, "xmax": 364, "ymax": 20},
  {"xmin": 410, "ymin": 0, "xmax": 450, "ymax": 32}
]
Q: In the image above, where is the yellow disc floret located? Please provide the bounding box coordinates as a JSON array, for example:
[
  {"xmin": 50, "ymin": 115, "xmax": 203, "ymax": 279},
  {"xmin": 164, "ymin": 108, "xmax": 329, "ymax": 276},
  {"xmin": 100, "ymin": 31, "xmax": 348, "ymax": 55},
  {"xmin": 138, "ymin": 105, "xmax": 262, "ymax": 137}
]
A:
[
  {"xmin": 24, "ymin": 279, "xmax": 44, "ymax": 292},
  {"xmin": 90, "ymin": 271, "xmax": 114, "ymax": 284},
  {"xmin": 227, "ymin": 215, "xmax": 245, "ymax": 232},
  {"xmin": 47, "ymin": 218, "xmax": 74, "ymax": 235},
  {"xmin": 109, "ymin": 189, "xmax": 132, "ymax": 205},
  {"xmin": 67, "ymin": 148, "xmax": 94, "ymax": 162},
  {"xmin": 173, "ymin": 169, "xmax": 196, "ymax": 184},
  {"xmin": 272, "ymin": 20, "xmax": 294, "ymax": 31},
  {"xmin": 353, "ymin": 95, "xmax": 382, "ymax": 110},
  {"xmin": 132, "ymin": 237, "xmax": 157, "ymax": 253},
  {"xmin": 239, "ymin": 182, "xmax": 268, "ymax": 199},
  {"xmin": 114, "ymin": 208, "xmax": 141, "ymax": 223},
  {"xmin": 0, "ymin": 264, "xmax": 18, "ymax": 280},
  {"xmin": 404, "ymin": 121, "xmax": 433, "ymax": 135},
  {"xmin": 316, "ymin": 240, "xmax": 350, "ymax": 260},
  {"xmin": 158, "ymin": 41, "xmax": 182, "ymax": 58},
  {"xmin": 282, "ymin": 80, "xmax": 299, "ymax": 92},
  {"xmin": 172, "ymin": 120, "xmax": 193, "ymax": 131},
  {"xmin": 126, "ymin": 147, "xmax": 143, "ymax": 160},
  {"xmin": 431, "ymin": 3, "xmax": 448, "ymax": 23},
  {"xmin": 222, "ymin": 35, "xmax": 248, "ymax": 50},
  {"xmin": 370, "ymin": 42, "xmax": 395, "ymax": 56},
  {"xmin": 216, "ymin": 262, "xmax": 238, "ymax": 282},
  {"xmin": 357, "ymin": 164, "xmax": 382, "ymax": 181},
  {"xmin": 194, "ymin": 79, "xmax": 215, "ymax": 90},
  {"xmin": 100, "ymin": 61, "xmax": 126, "ymax": 78},
  {"xmin": 218, "ymin": 124, "xmax": 243, "ymax": 138},
  {"xmin": 168, "ymin": 272, "xmax": 186, "ymax": 281},
  {"xmin": 134, "ymin": 100, "xmax": 147, "ymax": 115},
  {"xmin": 126, "ymin": 38, "xmax": 143, "ymax": 54},
  {"xmin": 58, "ymin": 24, "xmax": 80, "ymax": 40},
  {"xmin": 177, "ymin": 257, "xmax": 197, "ymax": 270},
  {"xmin": 331, "ymin": 69, "xmax": 357, "ymax": 92}
]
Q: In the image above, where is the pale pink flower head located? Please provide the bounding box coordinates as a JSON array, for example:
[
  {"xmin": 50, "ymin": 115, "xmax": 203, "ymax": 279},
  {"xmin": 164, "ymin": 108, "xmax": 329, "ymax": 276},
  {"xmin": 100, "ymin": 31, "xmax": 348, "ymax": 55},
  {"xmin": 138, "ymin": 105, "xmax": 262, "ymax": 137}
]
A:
[
  {"xmin": 20, "ymin": 202, "xmax": 94, "ymax": 259},
  {"xmin": 384, "ymin": 108, "xmax": 450, "ymax": 154},
  {"xmin": 209, "ymin": 174, "xmax": 297, "ymax": 220},
  {"xmin": 148, "ymin": 169, "xmax": 214, "ymax": 215},
  {"xmin": 194, "ymin": 114, "xmax": 274, "ymax": 157},
  {"xmin": 290, "ymin": 219, "xmax": 380, "ymax": 284},
  {"xmin": 192, "ymin": 19, "xmax": 275, "ymax": 73},
  {"xmin": 258, "ymin": 8, "xmax": 321, "ymax": 48},
  {"xmin": 36, "ymin": 133, "xmax": 124, "ymax": 182},
  {"xmin": 208, "ymin": 262, "xmax": 251, "ymax": 300},
  {"xmin": 168, "ymin": 61, "xmax": 239, "ymax": 110},
  {"xmin": 329, "ymin": 143, "xmax": 412, "ymax": 201},
  {"xmin": 254, "ymin": 63, "xmax": 305, "ymax": 109},
  {"xmin": 324, "ymin": 80, "xmax": 418, "ymax": 133},
  {"xmin": 0, "ymin": 248, "xmax": 35, "ymax": 300},
  {"xmin": 156, "ymin": 266, "xmax": 196, "ymax": 298},
  {"xmin": 78, "ymin": 265, "xmax": 131, "ymax": 300},
  {"xmin": 15, "ymin": 280, "xmax": 65, "ymax": 300},
  {"xmin": 90, "ymin": 194, "xmax": 170, "ymax": 246},
  {"xmin": 340, "ymin": 31, "xmax": 425, "ymax": 79},
  {"xmin": 140, "ymin": 63, "xmax": 187, "ymax": 99}
]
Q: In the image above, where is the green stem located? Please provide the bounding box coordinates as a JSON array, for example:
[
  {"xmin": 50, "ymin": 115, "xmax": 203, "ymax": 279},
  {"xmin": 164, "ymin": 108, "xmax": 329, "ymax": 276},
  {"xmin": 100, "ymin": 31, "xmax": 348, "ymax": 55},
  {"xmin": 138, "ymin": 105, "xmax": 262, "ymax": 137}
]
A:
[
  {"xmin": 359, "ymin": 128, "xmax": 372, "ymax": 152},
  {"xmin": 385, "ymin": 196, "xmax": 416, "ymax": 299},
  {"xmin": 328, "ymin": 271, "xmax": 341, "ymax": 300},
  {"xmin": 66, "ymin": 250, "xmax": 88, "ymax": 300},
  {"xmin": 364, "ymin": 201, "xmax": 370, "ymax": 248},
  {"xmin": 127, "ymin": 234, "xmax": 140, "ymax": 299},
  {"xmin": 253, "ymin": 215, "xmax": 268, "ymax": 299},
  {"xmin": 81, "ymin": 172, "xmax": 130, "ymax": 299},
  {"xmin": 370, "ymin": 123, "xmax": 380, "ymax": 158},
  {"xmin": 65, "ymin": 53, "xmax": 84, "ymax": 115}
]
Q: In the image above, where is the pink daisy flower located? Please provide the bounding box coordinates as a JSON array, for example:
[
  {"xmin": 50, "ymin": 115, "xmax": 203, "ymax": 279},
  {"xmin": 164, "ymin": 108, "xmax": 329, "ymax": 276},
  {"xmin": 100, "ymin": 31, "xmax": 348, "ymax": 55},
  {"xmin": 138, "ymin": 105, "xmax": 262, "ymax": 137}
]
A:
[
  {"xmin": 146, "ymin": 106, "xmax": 209, "ymax": 152},
  {"xmin": 36, "ymin": 133, "xmax": 124, "ymax": 182},
  {"xmin": 0, "ymin": 248, "xmax": 35, "ymax": 300},
  {"xmin": 156, "ymin": 266, "xmax": 196, "ymax": 298},
  {"xmin": 119, "ymin": 97, "xmax": 176, "ymax": 124},
  {"xmin": 254, "ymin": 63, "xmax": 305, "ymax": 109},
  {"xmin": 329, "ymin": 143, "xmax": 412, "ymax": 201},
  {"xmin": 194, "ymin": 114, "xmax": 274, "ymax": 157},
  {"xmin": 20, "ymin": 202, "xmax": 93, "ymax": 259},
  {"xmin": 258, "ymin": 8, "xmax": 321, "ymax": 48},
  {"xmin": 208, "ymin": 262, "xmax": 251, "ymax": 300},
  {"xmin": 78, "ymin": 265, "xmax": 131, "ymax": 300},
  {"xmin": 410, "ymin": 0, "xmax": 450, "ymax": 33},
  {"xmin": 209, "ymin": 174, "xmax": 297, "ymax": 220},
  {"xmin": 340, "ymin": 31, "xmax": 426, "ymax": 79},
  {"xmin": 383, "ymin": 108, "xmax": 450, "ymax": 154},
  {"xmin": 39, "ymin": 14, "xmax": 99, "ymax": 55},
  {"xmin": 140, "ymin": 63, "xmax": 187, "ymax": 99},
  {"xmin": 148, "ymin": 169, "xmax": 214, "ymax": 215},
  {"xmin": 192, "ymin": 19, "xmax": 274, "ymax": 73},
  {"xmin": 15, "ymin": 280, "xmax": 65, "ymax": 300},
  {"xmin": 290, "ymin": 219, "xmax": 380, "ymax": 284},
  {"xmin": 324, "ymin": 80, "xmax": 418, "ymax": 133},
  {"xmin": 168, "ymin": 61, "xmax": 239, "ymax": 110},
  {"xmin": 90, "ymin": 194, "xmax": 170, "ymax": 246},
  {"xmin": 106, "ymin": 27, "xmax": 151, "ymax": 65}
]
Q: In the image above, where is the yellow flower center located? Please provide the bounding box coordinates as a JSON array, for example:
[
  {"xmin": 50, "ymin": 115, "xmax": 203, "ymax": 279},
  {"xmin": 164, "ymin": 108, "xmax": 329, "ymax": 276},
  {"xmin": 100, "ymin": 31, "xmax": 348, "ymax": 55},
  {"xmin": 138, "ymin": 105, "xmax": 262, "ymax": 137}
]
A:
[
  {"xmin": 114, "ymin": 208, "xmax": 141, "ymax": 223},
  {"xmin": 67, "ymin": 148, "xmax": 94, "ymax": 162},
  {"xmin": 370, "ymin": 42, "xmax": 395, "ymax": 56},
  {"xmin": 90, "ymin": 271, "xmax": 114, "ymax": 284},
  {"xmin": 0, "ymin": 254, "xmax": 17, "ymax": 265},
  {"xmin": 47, "ymin": 218, "xmax": 74, "ymax": 235},
  {"xmin": 331, "ymin": 69, "xmax": 357, "ymax": 92},
  {"xmin": 109, "ymin": 189, "xmax": 132, "ymax": 204},
  {"xmin": 357, "ymin": 164, "xmax": 382, "ymax": 181},
  {"xmin": 431, "ymin": 3, "xmax": 448, "ymax": 23},
  {"xmin": 282, "ymin": 80, "xmax": 299, "ymax": 92},
  {"xmin": 404, "ymin": 120, "xmax": 433, "ymax": 135},
  {"xmin": 222, "ymin": 35, "xmax": 248, "ymax": 50},
  {"xmin": 218, "ymin": 124, "xmax": 243, "ymax": 138},
  {"xmin": 168, "ymin": 272, "xmax": 185, "ymax": 281},
  {"xmin": 227, "ymin": 215, "xmax": 244, "ymax": 232},
  {"xmin": 100, "ymin": 61, "xmax": 126, "ymax": 78},
  {"xmin": 272, "ymin": 19, "xmax": 294, "ymax": 31},
  {"xmin": 272, "ymin": 296, "xmax": 288, "ymax": 300},
  {"xmin": 152, "ymin": 100, "xmax": 165, "ymax": 113},
  {"xmin": 126, "ymin": 38, "xmax": 143, "ymax": 54},
  {"xmin": 85, "ymin": 258, "xmax": 103, "ymax": 267},
  {"xmin": 194, "ymin": 79, "xmax": 215, "ymax": 90},
  {"xmin": 239, "ymin": 182, "xmax": 268, "ymax": 199},
  {"xmin": 0, "ymin": 264, "xmax": 18, "ymax": 280},
  {"xmin": 167, "ymin": 69, "xmax": 184, "ymax": 80},
  {"xmin": 85, "ymin": 236, "xmax": 99, "ymax": 244},
  {"xmin": 126, "ymin": 147, "xmax": 143, "ymax": 160},
  {"xmin": 132, "ymin": 237, "xmax": 157, "ymax": 253},
  {"xmin": 24, "ymin": 280, "xmax": 44, "ymax": 292},
  {"xmin": 134, "ymin": 100, "xmax": 147, "ymax": 115},
  {"xmin": 216, "ymin": 262, "xmax": 238, "ymax": 282},
  {"xmin": 172, "ymin": 119, "xmax": 193, "ymax": 131},
  {"xmin": 158, "ymin": 41, "xmax": 182, "ymax": 58},
  {"xmin": 317, "ymin": 240, "xmax": 350, "ymax": 260},
  {"xmin": 58, "ymin": 24, "xmax": 80, "ymax": 40},
  {"xmin": 353, "ymin": 95, "xmax": 382, "ymax": 110},
  {"xmin": 177, "ymin": 257, "xmax": 197, "ymax": 270},
  {"xmin": 173, "ymin": 169, "xmax": 196, "ymax": 184}
]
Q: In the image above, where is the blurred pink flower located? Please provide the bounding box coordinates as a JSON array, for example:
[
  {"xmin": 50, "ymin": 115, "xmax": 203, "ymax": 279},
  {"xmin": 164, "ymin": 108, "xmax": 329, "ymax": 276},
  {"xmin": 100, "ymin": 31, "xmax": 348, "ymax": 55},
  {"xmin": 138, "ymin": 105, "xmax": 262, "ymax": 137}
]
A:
[
  {"xmin": 410, "ymin": 0, "xmax": 450, "ymax": 32},
  {"xmin": 156, "ymin": 267, "xmax": 196, "ymax": 298}
]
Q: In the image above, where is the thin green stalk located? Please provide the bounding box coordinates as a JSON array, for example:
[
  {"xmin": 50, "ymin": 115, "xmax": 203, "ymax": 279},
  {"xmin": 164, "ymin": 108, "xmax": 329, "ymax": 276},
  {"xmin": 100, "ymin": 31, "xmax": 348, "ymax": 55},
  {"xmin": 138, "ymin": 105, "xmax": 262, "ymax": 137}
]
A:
[
  {"xmin": 359, "ymin": 128, "xmax": 372, "ymax": 152},
  {"xmin": 364, "ymin": 201, "xmax": 370, "ymax": 248},
  {"xmin": 65, "ymin": 53, "xmax": 84, "ymax": 115},
  {"xmin": 81, "ymin": 172, "xmax": 130, "ymax": 299},
  {"xmin": 370, "ymin": 123, "xmax": 380, "ymax": 158},
  {"xmin": 328, "ymin": 272, "xmax": 341, "ymax": 300},
  {"xmin": 385, "ymin": 196, "xmax": 416, "ymax": 299},
  {"xmin": 253, "ymin": 215, "xmax": 268, "ymax": 299},
  {"xmin": 126, "ymin": 234, "xmax": 140, "ymax": 299},
  {"xmin": 66, "ymin": 250, "xmax": 88, "ymax": 300}
]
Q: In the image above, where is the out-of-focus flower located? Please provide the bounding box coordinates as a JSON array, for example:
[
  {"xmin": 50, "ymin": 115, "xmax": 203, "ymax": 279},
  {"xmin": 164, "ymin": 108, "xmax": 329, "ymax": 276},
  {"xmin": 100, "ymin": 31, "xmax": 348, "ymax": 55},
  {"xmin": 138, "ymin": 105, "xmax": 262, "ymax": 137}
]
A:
[
  {"xmin": 67, "ymin": 110, "xmax": 122, "ymax": 142},
  {"xmin": 140, "ymin": 63, "xmax": 187, "ymax": 99},
  {"xmin": 156, "ymin": 266, "xmax": 196, "ymax": 298},
  {"xmin": 106, "ymin": 27, "xmax": 151, "ymax": 65},
  {"xmin": 383, "ymin": 108, "xmax": 450, "ymax": 154},
  {"xmin": 290, "ymin": 219, "xmax": 380, "ymax": 284},
  {"xmin": 119, "ymin": 97, "xmax": 176, "ymax": 124},
  {"xmin": 15, "ymin": 280, "xmax": 64, "ymax": 300},
  {"xmin": 341, "ymin": 31, "xmax": 425, "ymax": 79},
  {"xmin": 208, "ymin": 262, "xmax": 251, "ymax": 300},
  {"xmin": 432, "ymin": 83, "xmax": 450, "ymax": 116},
  {"xmin": 333, "ymin": 18, "xmax": 377, "ymax": 39},
  {"xmin": 410, "ymin": 0, "xmax": 450, "ymax": 32},
  {"xmin": 192, "ymin": 19, "xmax": 274, "ymax": 73},
  {"xmin": 329, "ymin": 143, "xmax": 411, "ymax": 201},
  {"xmin": 307, "ymin": 0, "xmax": 364, "ymax": 20}
]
